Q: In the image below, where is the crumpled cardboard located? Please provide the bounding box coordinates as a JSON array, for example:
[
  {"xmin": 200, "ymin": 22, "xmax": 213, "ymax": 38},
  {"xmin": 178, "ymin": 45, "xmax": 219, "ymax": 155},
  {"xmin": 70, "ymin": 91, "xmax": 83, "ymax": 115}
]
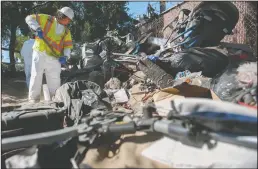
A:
[{"xmin": 82, "ymin": 132, "xmax": 169, "ymax": 168}]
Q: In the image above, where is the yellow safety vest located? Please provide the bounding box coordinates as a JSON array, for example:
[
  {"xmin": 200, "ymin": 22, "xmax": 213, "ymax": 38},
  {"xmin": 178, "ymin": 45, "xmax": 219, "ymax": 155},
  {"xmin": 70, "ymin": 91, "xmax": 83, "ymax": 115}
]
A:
[{"xmin": 32, "ymin": 14, "xmax": 73, "ymax": 57}]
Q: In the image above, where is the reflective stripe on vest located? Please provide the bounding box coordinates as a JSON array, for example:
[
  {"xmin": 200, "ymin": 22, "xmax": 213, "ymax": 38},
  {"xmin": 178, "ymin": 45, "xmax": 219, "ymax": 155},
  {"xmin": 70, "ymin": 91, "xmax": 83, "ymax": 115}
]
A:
[
  {"xmin": 43, "ymin": 16, "xmax": 54, "ymax": 35},
  {"xmin": 36, "ymin": 15, "xmax": 69, "ymax": 53},
  {"xmin": 63, "ymin": 40, "xmax": 72, "ymax": 47}
]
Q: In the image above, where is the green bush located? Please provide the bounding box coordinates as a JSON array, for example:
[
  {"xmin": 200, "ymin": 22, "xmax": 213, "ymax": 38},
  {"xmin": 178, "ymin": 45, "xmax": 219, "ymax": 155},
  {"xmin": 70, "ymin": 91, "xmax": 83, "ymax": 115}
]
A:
[
  {"xmin": 1, "ymin": 62, "xmax": 24, "ymax": 72},
  {"xmin": 15, "ymin": 63, "xmax": 25, "ymax": 72}
]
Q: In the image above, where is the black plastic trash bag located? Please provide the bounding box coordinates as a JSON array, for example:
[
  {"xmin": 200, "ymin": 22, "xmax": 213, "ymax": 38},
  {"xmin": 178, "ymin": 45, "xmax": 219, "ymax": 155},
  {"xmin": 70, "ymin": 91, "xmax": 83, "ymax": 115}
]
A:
[
  {"xmin": 53, "ymin": 80, "xmax": 111, "ymax": 126},
  {"xmin": 166, "ymin": 47, "xmax": 229, "ymax": 77},
  {"xmin": 182, "ymin": 2, "xmax": 239, "ymax": 48},
  {"xmin": 211, "ymin": 61, "xmax": 243, "ymax": 101}
]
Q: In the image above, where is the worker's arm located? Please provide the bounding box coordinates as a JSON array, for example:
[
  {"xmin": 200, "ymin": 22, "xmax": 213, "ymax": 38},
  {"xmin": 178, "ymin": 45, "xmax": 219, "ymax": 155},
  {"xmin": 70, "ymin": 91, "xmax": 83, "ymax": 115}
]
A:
[
  {"xmin": 25, "ymin": 14, "xmax": 49, "ymax": 31},
  {"xmin": 63, "ymin": 30, "xmax": 73, "ymax": 58},
  {"xmin": 25, "ymin": 15, "xmax": 40, "ymax": 31}
]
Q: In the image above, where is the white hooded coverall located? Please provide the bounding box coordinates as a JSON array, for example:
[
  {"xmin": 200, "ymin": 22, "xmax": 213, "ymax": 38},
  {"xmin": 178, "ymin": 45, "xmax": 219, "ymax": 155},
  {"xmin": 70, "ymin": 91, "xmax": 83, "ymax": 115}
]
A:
[
  {"xmin": 20, "ymin": 38, "xmax": 35, "ymax": 89},
  {"xmin": 26, "ymin": 16, "xmax": 71, "ymax": 101}
]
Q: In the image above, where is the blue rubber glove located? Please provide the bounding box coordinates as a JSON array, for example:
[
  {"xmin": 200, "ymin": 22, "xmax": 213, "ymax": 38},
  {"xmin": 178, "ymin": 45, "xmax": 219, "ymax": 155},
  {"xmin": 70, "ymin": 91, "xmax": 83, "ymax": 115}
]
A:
[
  {"xmin": 58, "ymin": 56, "xmax": 67, "ymax": 65},
  {"xmin": 147, "ymin": 55, "xmax": 159, "ymax": 62},
  {"xmin": 36, "ymin": 29, "xmax": 44, "ymax": 39}
]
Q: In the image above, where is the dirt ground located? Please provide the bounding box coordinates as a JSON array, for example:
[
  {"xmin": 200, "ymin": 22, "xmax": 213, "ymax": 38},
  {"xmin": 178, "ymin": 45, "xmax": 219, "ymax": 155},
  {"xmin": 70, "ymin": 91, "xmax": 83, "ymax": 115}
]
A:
[
  {"xmin": 1, "ymin": 76, "xmax": 169, "ymax": 169},
  {"xmin": 1, "ymin": 76, "xmax": 29, "ymax": 107}
]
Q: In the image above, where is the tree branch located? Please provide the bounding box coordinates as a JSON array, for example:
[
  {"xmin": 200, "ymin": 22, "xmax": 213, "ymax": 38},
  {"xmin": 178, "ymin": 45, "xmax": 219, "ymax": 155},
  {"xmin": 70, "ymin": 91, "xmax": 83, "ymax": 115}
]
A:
[
  {"xmin": 27, "ymin": 1, "xmax": 53, "ymax": 14},
  {"xmin": 2, "ymin": 47, "xmax": 20, "ymax": 53}
]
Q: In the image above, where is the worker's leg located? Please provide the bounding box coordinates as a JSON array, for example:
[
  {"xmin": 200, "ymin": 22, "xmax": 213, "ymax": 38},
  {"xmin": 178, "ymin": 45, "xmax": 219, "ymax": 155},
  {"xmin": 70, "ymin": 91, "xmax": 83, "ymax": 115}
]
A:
[
  {"xmin": 28, "ymin": 50, "xmax": 45, "ymax": 101},
  {"xmin": 44, "ymin": 55, "xmax": 61, "ymax": 99}
]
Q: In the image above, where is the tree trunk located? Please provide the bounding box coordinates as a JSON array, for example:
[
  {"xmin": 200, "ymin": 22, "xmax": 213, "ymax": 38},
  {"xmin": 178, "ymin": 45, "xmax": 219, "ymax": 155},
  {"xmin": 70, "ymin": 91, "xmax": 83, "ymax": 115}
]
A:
[{"xmin": 9, "ymin": 24, "xmax": 17, "ymax": 75}]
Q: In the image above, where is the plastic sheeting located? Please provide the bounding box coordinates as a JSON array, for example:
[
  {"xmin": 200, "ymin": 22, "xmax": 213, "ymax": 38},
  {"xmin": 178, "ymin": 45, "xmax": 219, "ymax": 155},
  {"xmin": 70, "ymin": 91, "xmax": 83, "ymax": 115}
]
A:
[
  {"xmin": 81, "ymin": 41, "xmax": 105, "ymax": 69},
  {"xmin": 53, "ymin": 80, "xmax": 110, "ymax": 125},
  {"xmin": 211, "ymin": 61, "xmax": 257, "ymax": 102},
  {"xmin": 147, "ymin": 37, "xmax": 168, "ymax": 47}
]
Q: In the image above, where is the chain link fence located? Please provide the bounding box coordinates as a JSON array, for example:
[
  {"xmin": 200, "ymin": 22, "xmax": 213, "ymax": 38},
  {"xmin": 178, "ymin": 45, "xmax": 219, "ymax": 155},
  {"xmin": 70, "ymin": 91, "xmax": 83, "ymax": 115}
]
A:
[
  {"xmin": 222, "ymin": 1, "xmax": 257, "ymax": 56},
  {"xmin": 137, "ymin": 1, "xmax": 257, "ymax": 56},
  {"xmin": 242, "ymin": 2, "xmax": 257, "ymax": 56},
  {"xmin": 136, "ymin": 16, "xmax": 164, "ymax": 38}
]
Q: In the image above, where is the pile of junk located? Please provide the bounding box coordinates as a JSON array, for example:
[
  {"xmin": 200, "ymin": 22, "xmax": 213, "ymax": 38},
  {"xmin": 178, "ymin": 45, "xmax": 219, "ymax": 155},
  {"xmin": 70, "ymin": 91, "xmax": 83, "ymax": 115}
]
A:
[
  {"xmin": 2, "ymin": 2, "xmax": 257, "ymax": 169},
  {"xmin": 64, "ymin": 1, "xmax": 257, "ymax": 110}
]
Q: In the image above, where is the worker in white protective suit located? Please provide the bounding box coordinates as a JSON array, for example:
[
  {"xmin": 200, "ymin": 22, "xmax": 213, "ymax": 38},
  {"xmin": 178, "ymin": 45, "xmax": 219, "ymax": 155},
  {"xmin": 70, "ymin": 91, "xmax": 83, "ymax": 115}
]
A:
[
  {"xmin": 20, "ymin": 34, "xmax": 35, "ymax": 89},
  {"xmin": 25, "ymin": 7, "xmax": 74, "ymax": 103}
]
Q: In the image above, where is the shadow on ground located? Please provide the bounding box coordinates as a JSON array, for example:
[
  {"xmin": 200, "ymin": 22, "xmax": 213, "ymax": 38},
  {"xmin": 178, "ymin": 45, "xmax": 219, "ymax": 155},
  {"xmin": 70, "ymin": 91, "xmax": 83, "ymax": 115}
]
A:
[{"xmin": 1, "ymin": 76, "xmax": 28, "ymax": 106}]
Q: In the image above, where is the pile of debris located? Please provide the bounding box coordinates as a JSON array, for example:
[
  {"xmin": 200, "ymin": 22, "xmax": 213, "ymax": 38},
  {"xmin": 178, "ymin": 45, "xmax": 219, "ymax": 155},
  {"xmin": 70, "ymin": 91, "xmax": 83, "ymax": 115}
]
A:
[
  {"xmin": 2, "ymin": 2, "xmax": 257, "ymax": 168},
  {"xmin": 64, "ymin": 1, "xmax": 257, "ymax": 116},
  {"xmin": 102, "ymin": 54, "xmax": 257, "ymax": 117}
]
